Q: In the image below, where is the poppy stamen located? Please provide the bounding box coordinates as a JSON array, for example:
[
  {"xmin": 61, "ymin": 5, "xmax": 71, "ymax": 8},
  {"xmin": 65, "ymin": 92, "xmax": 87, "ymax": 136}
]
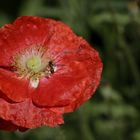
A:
[{"xmin": 12, "ymin": 46, "xmax": 56, "ymax": 88}]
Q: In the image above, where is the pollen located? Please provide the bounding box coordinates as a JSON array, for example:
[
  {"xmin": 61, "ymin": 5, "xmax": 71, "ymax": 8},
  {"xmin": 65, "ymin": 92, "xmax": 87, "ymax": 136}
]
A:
[{"xmin": 12, "ymin": 46, "xmax": 55, "ymax": 88}]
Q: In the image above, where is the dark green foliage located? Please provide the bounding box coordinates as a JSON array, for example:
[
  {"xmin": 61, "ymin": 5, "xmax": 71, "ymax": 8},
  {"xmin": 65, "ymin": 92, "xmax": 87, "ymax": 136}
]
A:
[{"xmin": 0, "ymin": 0, "xmax": 140, "ymax": 139}]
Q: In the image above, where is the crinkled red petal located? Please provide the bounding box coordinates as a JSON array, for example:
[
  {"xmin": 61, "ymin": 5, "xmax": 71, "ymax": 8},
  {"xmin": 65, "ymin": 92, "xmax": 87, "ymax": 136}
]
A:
[
  {"xmin": 0, "ymin": 16, "xmax": 56, "ymax": 66},
  {"xmin": 0, "ymin": 118, "xmax": 18, "ymax": 131},
  {"xmin": 0, "ymin": 98, "xmax": 64, "ymax": 129},
  {"xmin": 33, "ymin": 37, "xmax": 102, "ymax": 107},
  {"xmin": 0, "ymin": 69, "xmax": 30, "ymax": 102},
  {"xmin": 0, "ymin": 118, "xmax": 27, "ymax": 132}
]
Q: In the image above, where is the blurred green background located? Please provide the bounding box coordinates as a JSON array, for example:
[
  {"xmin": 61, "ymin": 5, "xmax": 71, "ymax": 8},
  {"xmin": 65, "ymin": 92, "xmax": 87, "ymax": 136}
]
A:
[{"xmin": 0, "ymin": 0, "xmax": 140, "ymax": 140}]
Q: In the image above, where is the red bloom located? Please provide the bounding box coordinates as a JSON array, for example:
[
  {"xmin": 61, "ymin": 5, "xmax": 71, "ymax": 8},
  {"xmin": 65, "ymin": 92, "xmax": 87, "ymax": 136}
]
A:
[{"xmin": 0, "ymin": 16, "xmax": 102, "ymax": 131}]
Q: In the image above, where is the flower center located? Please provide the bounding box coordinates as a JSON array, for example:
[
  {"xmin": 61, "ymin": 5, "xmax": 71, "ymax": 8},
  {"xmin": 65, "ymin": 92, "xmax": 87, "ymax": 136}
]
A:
[
  {"xmin": 26, "ymin": 56, "xmax": 41, "ymax": 72},
  {"xmin": 13, "ymin": 47, "xmax": 55, "ymax": 88}
]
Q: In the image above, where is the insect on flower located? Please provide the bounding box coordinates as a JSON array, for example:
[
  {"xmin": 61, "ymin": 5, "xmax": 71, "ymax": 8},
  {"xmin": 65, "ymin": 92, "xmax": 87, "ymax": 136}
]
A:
[{"xmin": 0, "ymin": 16, "xmax": 103, "ymax": 131}]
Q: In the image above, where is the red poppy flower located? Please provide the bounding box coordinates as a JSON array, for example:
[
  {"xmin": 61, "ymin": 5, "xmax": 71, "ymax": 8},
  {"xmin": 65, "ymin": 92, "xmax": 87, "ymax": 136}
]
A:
[{"xmin": 0, "ymin": 16, "xmax": 103, "ymax": 131}]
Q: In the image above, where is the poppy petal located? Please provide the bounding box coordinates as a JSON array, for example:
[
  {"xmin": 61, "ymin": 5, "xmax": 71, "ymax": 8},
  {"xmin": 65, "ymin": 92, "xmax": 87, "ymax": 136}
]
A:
[
  {"xmin": 0, "ymin": 69, "xmax": 30, "ymax": 102},
  {"xmin": 0, "ymin": 98, "xmax": 64, "ymax": 128},
  {"xmin": 0, "ymin": 118, "xmax": 18, "ymax": 131},
  {"xmin": 0, "ymin": 16, "xmax": 56, "ymax": 66},
  {"xmin": 33, "ymin": 41, "xmax": 102, "ymax": 107}
]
